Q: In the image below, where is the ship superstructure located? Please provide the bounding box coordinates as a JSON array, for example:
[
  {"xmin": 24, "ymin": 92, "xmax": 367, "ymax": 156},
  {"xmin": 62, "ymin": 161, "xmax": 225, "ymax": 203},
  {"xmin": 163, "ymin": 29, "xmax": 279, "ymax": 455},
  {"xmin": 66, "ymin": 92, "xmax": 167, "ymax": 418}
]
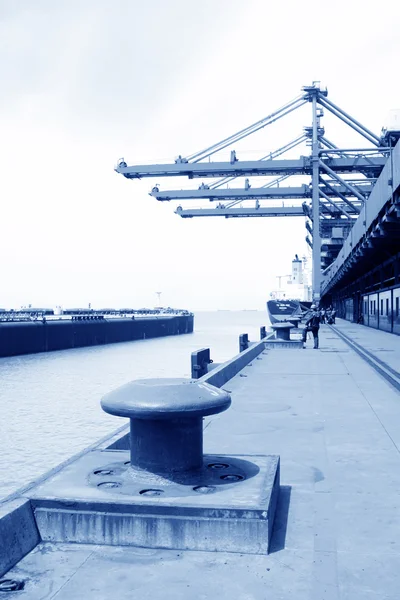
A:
[{"xmin": 269, "ymin": 254, "xmax": 312, "ymax": 303}]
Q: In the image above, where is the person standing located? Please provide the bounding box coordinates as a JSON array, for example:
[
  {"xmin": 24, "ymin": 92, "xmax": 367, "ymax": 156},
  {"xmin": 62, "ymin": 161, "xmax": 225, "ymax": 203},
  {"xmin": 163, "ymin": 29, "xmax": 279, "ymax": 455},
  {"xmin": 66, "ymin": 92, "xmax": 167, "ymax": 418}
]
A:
[
  {"xmin": 302, "ymin": 304, "xmax": 321, "ymax": 349},
  {"xmin": 320, "ymin": 308, "xmax": 326, "ymax": 324}
]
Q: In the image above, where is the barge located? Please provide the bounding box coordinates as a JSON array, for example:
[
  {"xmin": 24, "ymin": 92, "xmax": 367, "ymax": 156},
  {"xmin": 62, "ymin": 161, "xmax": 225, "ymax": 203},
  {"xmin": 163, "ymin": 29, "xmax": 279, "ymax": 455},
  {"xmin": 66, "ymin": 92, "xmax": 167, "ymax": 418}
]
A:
[{"xmin": 0, "ymin": 308, "xmax": 194, "ymax": 357}]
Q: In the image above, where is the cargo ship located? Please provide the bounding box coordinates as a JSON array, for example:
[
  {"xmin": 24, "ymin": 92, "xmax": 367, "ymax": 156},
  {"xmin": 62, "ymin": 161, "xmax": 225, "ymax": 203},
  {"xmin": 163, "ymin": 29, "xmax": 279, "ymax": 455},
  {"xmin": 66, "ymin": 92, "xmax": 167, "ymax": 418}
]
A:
[
  {"xmin": 267, "ymin": 255, "xmax": 312, "ymax": 323},
  {"xmin": 0, "ymin": 307, "xmax": 194, "ymax": 358}
]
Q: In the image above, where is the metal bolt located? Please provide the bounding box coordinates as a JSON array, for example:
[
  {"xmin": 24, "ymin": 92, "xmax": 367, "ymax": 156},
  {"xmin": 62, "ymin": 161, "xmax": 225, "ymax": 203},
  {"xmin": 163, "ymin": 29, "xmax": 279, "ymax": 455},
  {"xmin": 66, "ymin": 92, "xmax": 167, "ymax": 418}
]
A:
[
  {"xmin": 94, "ymin": 469, "xmax": 114, "ymax": 476},
  {"xmin": 193, "ymin": 485, "xmax": 216, "ymax": 494},
  {"xmin": 0, "ymin": 580, "xmax": 25, "ymax": 592},
  {"xmin": 220, "ymin": 474, "xmax": 245, "ymax": 482},
  {"xmin": 208, "ymin": 463, "xmax": 229, "ymax": 470},
  {"xmin": 97, "ymin": 481, "xmax": 121, "ymax": 489},
  {"xmin": 101, "ymin": 378, "xmax": 231, "ymax": 475},
  {"xmin": 139, "ymin": 489, "xmax": 164, "ymax": 496}
]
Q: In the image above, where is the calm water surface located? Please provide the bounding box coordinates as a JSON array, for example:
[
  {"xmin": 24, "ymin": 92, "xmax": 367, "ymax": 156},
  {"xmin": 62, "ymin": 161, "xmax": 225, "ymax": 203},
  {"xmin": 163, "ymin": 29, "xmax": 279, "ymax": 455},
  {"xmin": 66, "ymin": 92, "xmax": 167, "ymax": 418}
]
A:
[{"xmin": 0, "ymin": 310, "xmax": 268, "ymax": 500}]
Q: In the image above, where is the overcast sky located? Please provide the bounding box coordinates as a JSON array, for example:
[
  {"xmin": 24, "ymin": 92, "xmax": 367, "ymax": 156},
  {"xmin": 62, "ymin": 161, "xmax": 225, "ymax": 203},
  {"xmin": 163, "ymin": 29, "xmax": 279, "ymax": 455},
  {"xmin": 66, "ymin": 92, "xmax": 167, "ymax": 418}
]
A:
[{"xmin": 1, "ymin": 0, "xmax": 400, "ymax": 310}]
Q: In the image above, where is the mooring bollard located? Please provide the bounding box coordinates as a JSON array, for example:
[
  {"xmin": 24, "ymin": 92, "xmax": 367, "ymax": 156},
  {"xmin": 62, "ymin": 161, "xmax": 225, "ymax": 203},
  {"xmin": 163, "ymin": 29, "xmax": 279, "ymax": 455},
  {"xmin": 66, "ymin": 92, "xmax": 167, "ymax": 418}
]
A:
[
  {"xmin": 260, "ymin": 326, "xmax": 266, "ymax": 340},
  {"xmin": 101, "ymin": 378, "xmax": 231, "ymax": 474},
  {"xmin": 191, "ymin": 348, "xmax": 213, "ymax": 379},
  {"xmin": 239, "ymin": 333, "xmax": 249, "ymax": 353},
  {"xmin": 271, "ymin": 323, "xmax": 294, "ymax": 341},
  {"xmin": 287, "ymin": 317, "xmax": 301, "ymax": 328}
]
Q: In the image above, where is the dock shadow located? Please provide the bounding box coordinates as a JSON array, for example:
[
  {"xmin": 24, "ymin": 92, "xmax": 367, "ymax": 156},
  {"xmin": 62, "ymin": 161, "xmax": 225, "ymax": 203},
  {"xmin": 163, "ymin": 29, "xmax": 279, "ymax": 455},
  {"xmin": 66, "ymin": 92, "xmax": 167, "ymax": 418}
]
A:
[{"xmin": 269, "ymin": 485, "xmax": 291, "ymax": 553}]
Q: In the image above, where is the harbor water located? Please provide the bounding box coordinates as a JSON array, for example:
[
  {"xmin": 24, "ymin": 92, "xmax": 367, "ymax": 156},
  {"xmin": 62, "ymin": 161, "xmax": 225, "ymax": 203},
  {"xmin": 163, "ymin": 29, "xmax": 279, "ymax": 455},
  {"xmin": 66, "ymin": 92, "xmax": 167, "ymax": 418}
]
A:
[{"xmin": 0, "ymin": 310, "xmax": 268, "ymax": 501}]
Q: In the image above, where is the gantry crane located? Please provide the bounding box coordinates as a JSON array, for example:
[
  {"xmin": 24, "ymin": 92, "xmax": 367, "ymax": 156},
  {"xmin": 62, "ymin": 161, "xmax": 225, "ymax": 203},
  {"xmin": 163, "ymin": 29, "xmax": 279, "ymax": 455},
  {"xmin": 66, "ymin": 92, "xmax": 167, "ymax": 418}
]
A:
[{"xmin": 114, "ymin": 82, "xmax": 390, "ymax": 302}]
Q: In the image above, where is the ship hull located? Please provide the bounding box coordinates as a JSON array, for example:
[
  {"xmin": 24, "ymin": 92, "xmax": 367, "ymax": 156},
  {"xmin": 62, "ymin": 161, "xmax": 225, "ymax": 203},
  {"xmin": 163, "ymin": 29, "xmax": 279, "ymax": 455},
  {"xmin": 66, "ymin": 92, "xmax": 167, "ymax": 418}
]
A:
[{"xmin": 266, "ymin": 300, "xmax": 311, "ymax": 324}]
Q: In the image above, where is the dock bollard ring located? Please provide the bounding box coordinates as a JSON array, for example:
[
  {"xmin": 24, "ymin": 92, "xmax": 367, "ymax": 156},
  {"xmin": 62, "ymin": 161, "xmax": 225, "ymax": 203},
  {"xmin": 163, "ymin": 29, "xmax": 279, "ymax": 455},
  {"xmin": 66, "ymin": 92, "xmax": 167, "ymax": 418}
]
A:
[{"xmin": 101, "ymin": 378, "xmax": 231, "ymax": 475}]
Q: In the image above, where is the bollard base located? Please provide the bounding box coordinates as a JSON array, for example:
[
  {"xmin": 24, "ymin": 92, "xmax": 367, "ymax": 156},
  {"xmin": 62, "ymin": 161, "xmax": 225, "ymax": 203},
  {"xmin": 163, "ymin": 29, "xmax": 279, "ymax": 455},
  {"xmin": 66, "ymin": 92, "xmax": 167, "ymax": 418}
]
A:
[
  {"xmin": 28, "ymin": 450, "xmax": 280, "ymax": 555},
  {"xmin": 264, "ymin": 340, "xmax": 303, "ymax": 349}
]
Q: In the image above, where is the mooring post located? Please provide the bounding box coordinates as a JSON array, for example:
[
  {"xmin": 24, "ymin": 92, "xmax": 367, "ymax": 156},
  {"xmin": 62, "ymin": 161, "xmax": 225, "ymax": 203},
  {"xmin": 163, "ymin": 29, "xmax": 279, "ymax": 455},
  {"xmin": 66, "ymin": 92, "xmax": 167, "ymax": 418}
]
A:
[
  {"xmin": 191, "ymin": 348, "xmax": 213, "ymax": 379},
  {"xmin": 239, "ymin": 333, "xmax": 249, "ymax": 353},
  {"xmin": 260, "ymin": 326, "xmax": 266, "ymax": 340},
  {"xmin": 271, "ymin": 323, "xmax": 294, "ymax": 341},
  {"xmin": 101, "ymin": 378, "xmax": 231, "ymax": 474},
  {"xmin": 288, "ymin": 317, "xmax": 301, "ymax": 328}
]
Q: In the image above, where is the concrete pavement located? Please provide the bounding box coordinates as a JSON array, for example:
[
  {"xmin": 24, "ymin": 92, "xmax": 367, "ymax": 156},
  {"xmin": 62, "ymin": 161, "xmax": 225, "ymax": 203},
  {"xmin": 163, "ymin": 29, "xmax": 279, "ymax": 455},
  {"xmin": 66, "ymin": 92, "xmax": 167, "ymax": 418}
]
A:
[{"xmin": 2, "ymin": 323, "xmax": 400, "ymax": 599}]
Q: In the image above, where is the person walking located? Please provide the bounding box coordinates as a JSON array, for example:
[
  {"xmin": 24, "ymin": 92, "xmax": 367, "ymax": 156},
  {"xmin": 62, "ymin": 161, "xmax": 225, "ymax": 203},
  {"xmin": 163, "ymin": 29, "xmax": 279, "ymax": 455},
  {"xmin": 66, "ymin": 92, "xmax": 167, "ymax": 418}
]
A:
[
  {"xmin": 302, "ymin": 304, "xmax": 321, "ymax": 349},
  {"xmin": 320, "ymin": 308, "xmax": 326, "ymax": 324}
]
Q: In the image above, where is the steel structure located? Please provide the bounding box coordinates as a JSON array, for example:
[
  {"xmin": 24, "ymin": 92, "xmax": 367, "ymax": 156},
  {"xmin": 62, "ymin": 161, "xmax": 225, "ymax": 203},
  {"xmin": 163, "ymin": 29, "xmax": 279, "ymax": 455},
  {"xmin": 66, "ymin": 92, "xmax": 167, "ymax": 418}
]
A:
[{"xmin": 115, "ymin": 82, "xmax": 396, "ymax": 303}]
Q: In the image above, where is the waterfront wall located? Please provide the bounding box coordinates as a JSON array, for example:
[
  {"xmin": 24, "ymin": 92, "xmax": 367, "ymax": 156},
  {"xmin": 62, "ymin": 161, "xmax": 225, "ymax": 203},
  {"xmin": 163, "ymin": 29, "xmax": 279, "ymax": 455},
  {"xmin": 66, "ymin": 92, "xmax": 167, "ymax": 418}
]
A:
[
  {"xmin": 200, "ymin": 341, "xmax": 266, "ymax": 388},
  {"xmin": 0, "ymin": 314, "xmax": 194, "ymax": 357},
  {"xmin": 332, "ymin": 285, "xmax": 400, "ymax": 335}
]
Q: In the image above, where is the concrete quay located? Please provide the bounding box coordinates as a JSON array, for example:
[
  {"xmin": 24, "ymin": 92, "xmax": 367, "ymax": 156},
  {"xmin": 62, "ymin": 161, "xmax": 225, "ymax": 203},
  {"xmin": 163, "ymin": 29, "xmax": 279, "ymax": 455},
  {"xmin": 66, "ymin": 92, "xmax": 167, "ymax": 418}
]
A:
[
  {"xmin": 1, "ymin": 320, "xmax": 400, "ymax": 599},
  {"xmin": 330, "ymin": 319, "xmax": 400, "ymax": 390}
]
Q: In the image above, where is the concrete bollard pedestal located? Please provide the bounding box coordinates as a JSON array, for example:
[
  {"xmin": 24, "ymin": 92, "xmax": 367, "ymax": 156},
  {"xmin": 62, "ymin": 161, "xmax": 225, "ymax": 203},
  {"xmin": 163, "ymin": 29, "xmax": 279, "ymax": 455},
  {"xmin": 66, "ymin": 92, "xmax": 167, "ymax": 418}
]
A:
[{"xmin": 27, "ymin": 378, "xmax": 280, "ymax": 555}]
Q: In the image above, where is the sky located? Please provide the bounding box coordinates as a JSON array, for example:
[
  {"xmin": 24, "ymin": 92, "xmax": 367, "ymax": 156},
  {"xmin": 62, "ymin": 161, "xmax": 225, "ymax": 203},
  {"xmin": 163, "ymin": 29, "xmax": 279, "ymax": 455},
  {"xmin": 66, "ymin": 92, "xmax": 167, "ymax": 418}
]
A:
[{"xmin": 1, "ymin": 0, "xmax": 400, "ymax": 310}]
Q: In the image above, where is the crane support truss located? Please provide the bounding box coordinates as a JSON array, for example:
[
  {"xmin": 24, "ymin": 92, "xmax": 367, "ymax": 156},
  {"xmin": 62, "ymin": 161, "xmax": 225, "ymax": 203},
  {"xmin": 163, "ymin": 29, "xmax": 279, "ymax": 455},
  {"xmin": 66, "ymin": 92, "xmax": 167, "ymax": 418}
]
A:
[
  {"xmin": 175, "ymin": 205, "xmax": 357, "ymax": 219},
  {"xmin": 175, "ymin": 206, "xmax": 306, "ymax": 218},
  {"xmin": 117, "ymin": 156, "xmax": 385, "ymax": 180},
  {"xmin": 209, "ymin": 135, "xmax": 307, "ymax": 190},
  {"xmin": 311, "ymin": 90, "xmax": 321, "ymax": 298},
  {"xmin": 151, "ymin": 183, "xmax": 373, "ymax": 202},
  {"xmin": 115, "ymin": 82, "xmax": 394, "ymax": 302}
]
